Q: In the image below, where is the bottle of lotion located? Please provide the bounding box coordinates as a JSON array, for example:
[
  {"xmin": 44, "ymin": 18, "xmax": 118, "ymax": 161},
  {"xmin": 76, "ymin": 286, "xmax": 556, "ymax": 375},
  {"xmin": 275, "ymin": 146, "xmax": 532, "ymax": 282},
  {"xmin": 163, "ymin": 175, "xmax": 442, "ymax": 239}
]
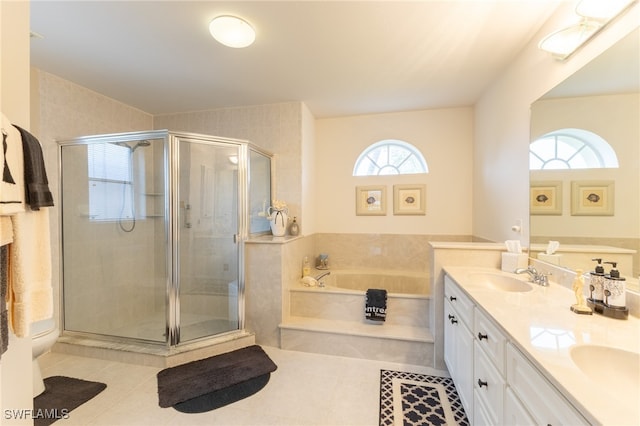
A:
[
  {"xmin": 589, "ymin": 258, "xmax": 605, "ymax": 302},
  {"xmin": 302, "ymin": 256, "xmax": 311, "ymax": 277},
  {"xmin": 603, "ymin": 261, "xmax": 626, "ymax": 308}
]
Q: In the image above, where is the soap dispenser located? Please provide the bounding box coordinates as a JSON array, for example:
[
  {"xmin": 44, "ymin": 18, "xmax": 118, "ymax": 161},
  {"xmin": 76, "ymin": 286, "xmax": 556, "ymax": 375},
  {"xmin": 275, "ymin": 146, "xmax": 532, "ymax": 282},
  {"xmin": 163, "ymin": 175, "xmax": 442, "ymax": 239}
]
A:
[
  {"xmin": 588, "ymin": 258, "xmax": 605, "ymax": 302},
  {"xmin": 603, "ymin": 261, "xmax": 626, "ymax": 309}
]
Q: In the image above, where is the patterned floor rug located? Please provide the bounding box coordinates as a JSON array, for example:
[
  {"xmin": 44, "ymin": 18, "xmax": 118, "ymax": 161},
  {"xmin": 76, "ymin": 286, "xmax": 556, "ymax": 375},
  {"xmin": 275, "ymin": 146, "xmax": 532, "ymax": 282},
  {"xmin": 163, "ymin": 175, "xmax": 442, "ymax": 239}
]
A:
[{"xmin": 379, "ymin": 370, "xmax": 469, "ymax": 426}]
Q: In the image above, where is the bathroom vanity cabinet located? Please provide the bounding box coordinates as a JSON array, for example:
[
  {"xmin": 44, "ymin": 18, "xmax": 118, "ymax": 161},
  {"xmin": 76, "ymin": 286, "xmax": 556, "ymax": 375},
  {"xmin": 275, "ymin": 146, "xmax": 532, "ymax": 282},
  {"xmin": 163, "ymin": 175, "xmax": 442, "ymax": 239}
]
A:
[
  {"xmin": 443, "ymin": 281, "xmax": 474, "ymax": 421},
  {"xmin": 444, "ymin": 275, "xmax": 588, "ymax": 425}
]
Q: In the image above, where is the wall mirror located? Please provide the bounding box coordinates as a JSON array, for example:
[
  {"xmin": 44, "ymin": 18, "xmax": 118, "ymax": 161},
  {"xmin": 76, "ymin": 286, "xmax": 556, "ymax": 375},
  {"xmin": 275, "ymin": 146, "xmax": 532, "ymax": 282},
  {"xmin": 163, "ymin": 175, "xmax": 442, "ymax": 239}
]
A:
[{"xmin": 529, "ymin": 27, "xmax": 639, "ymax": 292}]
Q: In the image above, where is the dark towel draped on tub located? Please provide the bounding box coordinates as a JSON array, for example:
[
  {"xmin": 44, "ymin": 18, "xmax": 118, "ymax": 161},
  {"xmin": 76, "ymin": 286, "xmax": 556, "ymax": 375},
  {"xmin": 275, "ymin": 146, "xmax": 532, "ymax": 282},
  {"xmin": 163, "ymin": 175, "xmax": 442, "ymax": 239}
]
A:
[{"xmin": 365, "ymin": 289, "xmax": 387, "ymax": 323}]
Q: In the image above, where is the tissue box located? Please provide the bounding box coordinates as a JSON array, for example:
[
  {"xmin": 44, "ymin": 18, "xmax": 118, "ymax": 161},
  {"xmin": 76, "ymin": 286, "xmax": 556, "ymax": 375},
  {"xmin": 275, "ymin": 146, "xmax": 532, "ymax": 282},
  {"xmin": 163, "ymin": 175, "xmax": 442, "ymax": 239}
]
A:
[
  {"xmin": 501, "ymin": 253, "xmax": 528, "ymax": 272},
  {"xmin": 537, "ymin": 253, "xmax": 562, "ymax": 265}
]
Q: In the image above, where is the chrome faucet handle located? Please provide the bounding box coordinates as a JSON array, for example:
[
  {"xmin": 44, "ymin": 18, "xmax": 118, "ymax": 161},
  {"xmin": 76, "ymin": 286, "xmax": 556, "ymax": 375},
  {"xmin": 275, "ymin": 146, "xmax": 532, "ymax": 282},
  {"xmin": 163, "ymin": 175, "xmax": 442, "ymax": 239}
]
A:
[{"xmin": 538, "ymin": 271, "xmax": 551, "ymax": 286}]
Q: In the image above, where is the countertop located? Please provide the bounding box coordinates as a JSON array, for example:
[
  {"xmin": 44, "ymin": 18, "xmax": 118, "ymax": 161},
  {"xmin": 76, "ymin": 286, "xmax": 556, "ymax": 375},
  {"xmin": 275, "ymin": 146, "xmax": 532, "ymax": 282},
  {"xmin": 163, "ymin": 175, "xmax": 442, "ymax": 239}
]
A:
[{"xmin": 443, "ymin": 266, "xmax": 640, "ymax": 426}]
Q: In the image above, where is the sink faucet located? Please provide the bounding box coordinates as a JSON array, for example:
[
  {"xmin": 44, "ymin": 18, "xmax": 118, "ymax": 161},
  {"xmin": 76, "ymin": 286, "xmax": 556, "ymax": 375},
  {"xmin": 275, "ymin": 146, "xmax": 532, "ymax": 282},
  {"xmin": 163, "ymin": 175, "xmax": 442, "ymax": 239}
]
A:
[
  {"xmin": 515, "ymin": 266, "xmax": 550, "ymax": 286},
  {"xmin": 315, "ymin": 271, "xmax": 331, "ymax": 287}
]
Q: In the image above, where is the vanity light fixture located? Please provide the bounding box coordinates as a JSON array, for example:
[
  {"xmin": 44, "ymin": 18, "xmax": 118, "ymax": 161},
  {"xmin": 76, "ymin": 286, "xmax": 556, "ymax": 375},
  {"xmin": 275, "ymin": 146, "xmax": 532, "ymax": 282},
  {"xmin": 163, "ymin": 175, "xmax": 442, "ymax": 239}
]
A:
[
  {"xmin": 539, "ymin": 0, "xmax": 637, "ymax": 60},
  {"xmin": 209, "ymin": 15, "xmax": 255, "ymax": 48},
  {"xmin": 538, "ymin": 21, "xmax": 602, "ymax": 60},
  {"xmin": 575, "ymin": 0, "xmax": 636, "ymax": 20}
]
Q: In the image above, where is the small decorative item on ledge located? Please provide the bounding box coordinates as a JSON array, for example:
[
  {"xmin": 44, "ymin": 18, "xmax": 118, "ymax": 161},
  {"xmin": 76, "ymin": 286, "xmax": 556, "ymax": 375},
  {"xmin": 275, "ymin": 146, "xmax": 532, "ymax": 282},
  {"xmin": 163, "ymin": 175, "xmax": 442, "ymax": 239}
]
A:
[
  {"xmin": 289, "ymin": 216, "xmax": 300, "ymax": 236},
  {"xmin": 268, "ymin": 200, "xmax": 288, "ymax": 237}
]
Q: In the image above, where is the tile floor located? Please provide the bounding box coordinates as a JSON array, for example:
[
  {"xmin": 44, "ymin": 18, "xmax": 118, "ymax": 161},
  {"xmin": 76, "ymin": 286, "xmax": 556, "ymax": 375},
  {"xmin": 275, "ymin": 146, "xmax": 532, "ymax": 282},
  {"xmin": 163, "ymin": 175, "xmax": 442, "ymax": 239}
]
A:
[{"xmin": 39, "ymin": 346, "xmax": 448, "ymax": 426}]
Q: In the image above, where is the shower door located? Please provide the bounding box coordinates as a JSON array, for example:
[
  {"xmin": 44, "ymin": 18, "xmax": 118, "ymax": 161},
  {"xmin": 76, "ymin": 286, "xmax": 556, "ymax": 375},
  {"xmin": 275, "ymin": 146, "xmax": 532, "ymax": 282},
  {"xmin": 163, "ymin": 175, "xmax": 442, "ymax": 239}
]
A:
[
  {"xmin": 173, "ymin": 136, "xmax": 242, "ymax": 344},
  {"xmin": 60, "ymin": 133, "xmax": 168, "ymax": 343}
]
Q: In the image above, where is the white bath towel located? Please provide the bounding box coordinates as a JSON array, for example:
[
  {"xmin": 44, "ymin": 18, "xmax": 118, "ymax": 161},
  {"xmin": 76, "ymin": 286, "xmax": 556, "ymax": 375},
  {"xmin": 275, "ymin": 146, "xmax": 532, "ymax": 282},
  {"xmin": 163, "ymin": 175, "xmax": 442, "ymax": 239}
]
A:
[
  {"xmin": 8, "ymin": 209, "xmax": 53, "ymax": 337},
  {"xmin": 0, "ymin": 217, "xmax": 13, "ymax": 246},
  {"xmin": 0, "ymin": 113, "xmax": 25, "ymax": 215}
]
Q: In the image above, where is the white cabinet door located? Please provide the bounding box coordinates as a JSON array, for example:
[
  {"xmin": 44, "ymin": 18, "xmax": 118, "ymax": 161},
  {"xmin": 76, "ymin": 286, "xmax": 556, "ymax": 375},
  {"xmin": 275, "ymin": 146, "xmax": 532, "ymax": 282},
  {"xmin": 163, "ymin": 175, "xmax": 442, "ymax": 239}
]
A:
[
  {"xmin": 444, "ymin": 296, "xmax": 474, "ymax": 422},
  {"xmin": 474, "ymin": 341, "xmax": 504, "ymax": 425},
  {"xmin": 506, "ymin": 344, "xmax": 589, "ymax": 426},
  {"xmin": 505, "ymin": 387, "xmax": 536, "ymax": 425}
]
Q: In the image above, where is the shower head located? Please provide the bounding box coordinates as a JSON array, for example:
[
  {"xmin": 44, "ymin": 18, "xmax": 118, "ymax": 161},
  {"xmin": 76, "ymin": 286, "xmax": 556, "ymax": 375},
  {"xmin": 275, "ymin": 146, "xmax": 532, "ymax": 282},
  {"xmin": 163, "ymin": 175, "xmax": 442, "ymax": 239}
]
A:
[
  {"xmin": 113, "ymin": 140, "xmax": 151, "ymax": 152},
  {"xmin": 132, "ymin": 140, "xmax": 151, "ymax": 151}
]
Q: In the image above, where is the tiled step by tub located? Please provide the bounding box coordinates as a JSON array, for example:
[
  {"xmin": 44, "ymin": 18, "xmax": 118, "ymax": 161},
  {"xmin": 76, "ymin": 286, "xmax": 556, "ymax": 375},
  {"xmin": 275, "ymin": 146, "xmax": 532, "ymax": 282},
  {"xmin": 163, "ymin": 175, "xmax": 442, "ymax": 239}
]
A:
[
  {"xmin": 290, "ymin": 288, "xmax": 430, "ymax": 327},
  {"xmin": 279, "ymin": 316, "xmax": 434, "ymax": 366}
]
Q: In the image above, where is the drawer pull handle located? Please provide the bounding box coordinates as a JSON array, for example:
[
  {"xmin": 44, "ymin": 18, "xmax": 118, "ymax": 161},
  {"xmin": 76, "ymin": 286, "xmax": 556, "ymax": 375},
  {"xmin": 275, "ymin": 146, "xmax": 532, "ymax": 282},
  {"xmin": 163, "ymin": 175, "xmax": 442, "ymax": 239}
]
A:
[
  {"xmin": 449, "ymin": 296, "xmax": 457, "ymax": 301},
  {"xmin": 450, "ymin": 317, "xmax": 458, "ymax": 325},
  {"xmin": 477, "ymin": 379, "xmax": 488, "ymax": 388},
  {"xmin": 477, "ymin": 332, "xmax": 488, "ymax": 341},
  {"xmin": 448, "ymin": 314, "xmax": 455, "ymax": 320}
]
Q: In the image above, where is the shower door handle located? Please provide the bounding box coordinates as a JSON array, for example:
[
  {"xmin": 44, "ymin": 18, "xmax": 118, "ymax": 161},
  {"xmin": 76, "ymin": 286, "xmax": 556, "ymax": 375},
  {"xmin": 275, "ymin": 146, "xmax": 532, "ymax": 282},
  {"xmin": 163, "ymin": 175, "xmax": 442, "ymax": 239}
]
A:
[{"xmin": 183, "ymin": 202, "xmax": 192, "ymax": 228}]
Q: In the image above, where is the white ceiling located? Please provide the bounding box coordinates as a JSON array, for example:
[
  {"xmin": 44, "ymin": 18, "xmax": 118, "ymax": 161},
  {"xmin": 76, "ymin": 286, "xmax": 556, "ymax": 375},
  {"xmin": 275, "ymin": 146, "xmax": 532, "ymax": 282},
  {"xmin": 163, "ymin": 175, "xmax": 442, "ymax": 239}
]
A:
[{"xmin": 30, "ymin": 1, "xmax": 563, "ymax": 118}]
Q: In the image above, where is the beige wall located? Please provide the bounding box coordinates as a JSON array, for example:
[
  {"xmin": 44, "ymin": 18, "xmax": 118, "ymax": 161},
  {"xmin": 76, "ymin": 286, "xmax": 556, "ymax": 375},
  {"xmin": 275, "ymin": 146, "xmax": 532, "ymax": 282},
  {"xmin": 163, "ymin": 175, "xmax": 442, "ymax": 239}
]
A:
[
  {"xmin": 314, "ymin": 107, "xmax": 474, "ymax": 235},
  {"xmin": 1, "ymin": 0, "xmax": 33, "ymax": 422},
  {"xmin": 473, "ymin": 1, "xmax": 640, "ymax": 244}
]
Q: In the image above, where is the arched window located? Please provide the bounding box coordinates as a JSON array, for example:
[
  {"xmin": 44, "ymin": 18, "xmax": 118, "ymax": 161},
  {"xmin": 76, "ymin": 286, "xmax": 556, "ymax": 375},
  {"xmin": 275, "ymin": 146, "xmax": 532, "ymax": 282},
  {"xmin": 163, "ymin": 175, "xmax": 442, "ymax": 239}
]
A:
[
  {"xmin": 353, "ymin": 139, "xmax": 428, "ymax": 176},
  {"xmin": 530, "ymin": 129, "xmax": 619, "ymax": 170}
]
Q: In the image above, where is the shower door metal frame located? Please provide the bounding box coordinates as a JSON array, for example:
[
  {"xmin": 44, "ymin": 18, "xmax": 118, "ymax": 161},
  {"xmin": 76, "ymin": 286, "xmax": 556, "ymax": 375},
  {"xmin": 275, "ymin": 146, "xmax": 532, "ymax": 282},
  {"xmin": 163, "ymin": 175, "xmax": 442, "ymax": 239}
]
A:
[
  {"xmin": 57, "ymin": 129, "xmax": 171, "ymax": 346},
  {"xmin": 167, "ymin": 132, "xmax": 250, "ymax": 347},
  {"xmin": 58, "ymin": 129, "xmax": 270, "ymax": 350}
]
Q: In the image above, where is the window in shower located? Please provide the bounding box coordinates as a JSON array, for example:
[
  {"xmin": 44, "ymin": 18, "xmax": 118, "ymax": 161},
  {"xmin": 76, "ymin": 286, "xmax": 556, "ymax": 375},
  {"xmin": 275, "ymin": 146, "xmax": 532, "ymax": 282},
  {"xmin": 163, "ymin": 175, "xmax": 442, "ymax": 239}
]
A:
[{"xmin": 87, "ymin": 143, "xmax": 133, "ymax": 221}]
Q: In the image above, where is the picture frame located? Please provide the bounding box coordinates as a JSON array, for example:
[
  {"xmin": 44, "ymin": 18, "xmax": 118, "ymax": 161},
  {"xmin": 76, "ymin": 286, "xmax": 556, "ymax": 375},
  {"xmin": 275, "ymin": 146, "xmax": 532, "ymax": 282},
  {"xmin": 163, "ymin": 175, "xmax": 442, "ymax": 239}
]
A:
[
  {"xmin": 393, "ymin": 184, "xmax": 426, "ymax": 215},
  {"xmin": 355, "ymin": 185, "xmax": 386, "ymax": 216},
  {"xmin": 530, "ymin": 181, "xmax": 562, "ymax": 215},
  {"xmin": 571, "ymin": 180, "xmax": 615, "ymax": 216}
]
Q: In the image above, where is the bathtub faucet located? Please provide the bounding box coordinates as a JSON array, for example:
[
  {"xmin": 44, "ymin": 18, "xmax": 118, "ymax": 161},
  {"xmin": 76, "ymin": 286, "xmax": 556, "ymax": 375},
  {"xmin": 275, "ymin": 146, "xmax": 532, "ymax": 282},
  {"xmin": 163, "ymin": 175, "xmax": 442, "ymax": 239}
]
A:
[{"xmin": 315, "ymin": 271, "xmax": 331, "ymax": 287}]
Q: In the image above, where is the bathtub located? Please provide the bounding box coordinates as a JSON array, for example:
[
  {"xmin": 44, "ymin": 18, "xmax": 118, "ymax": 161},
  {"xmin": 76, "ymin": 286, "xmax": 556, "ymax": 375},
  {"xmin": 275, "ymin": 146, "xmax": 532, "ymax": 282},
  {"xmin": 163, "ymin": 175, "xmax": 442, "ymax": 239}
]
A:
[
  {"xmin": 301, "ymin": 269, "xmax": 429, "ymax": 295},
  {"xmin": 289, "ymin": 269, "xmax": 431, "ymax": 328}
]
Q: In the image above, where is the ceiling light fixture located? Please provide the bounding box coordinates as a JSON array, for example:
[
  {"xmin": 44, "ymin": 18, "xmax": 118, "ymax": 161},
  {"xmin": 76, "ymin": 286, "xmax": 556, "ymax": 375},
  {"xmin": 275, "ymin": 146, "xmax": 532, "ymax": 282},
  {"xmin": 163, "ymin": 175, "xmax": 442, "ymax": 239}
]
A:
[
  {"xmin": 539, "ymin": 0, "xmax": 637, "ymax": 60},
  {"xmin": 209, "ymin": 15, "xmax": 255, "ymax": 48}
]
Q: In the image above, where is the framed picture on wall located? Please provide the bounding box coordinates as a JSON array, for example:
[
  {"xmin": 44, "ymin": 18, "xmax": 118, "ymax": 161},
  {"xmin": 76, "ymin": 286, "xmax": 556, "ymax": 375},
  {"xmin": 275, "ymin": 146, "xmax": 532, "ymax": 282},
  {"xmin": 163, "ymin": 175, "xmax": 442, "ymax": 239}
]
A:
[
  {"xmin": 355, "ymin": 185, "xmax": 387, "ymax": 215},
  {"xmin": 393, "ymin": 184, "xmax": 426, "ymax": 215},
  {"xmin": 571, "ymin": 180, "xmax": 615, "ymax": 216},
  {"xmin": 530, "ymin": 181, "xmax": 562, "ymax": 215}
]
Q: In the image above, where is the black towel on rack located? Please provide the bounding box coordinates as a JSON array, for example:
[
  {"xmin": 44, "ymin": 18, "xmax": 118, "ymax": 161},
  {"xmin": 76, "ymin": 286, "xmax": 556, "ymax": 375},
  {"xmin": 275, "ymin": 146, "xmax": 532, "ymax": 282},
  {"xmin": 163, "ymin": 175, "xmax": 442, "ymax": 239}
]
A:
[
  {"xmin": 365, "ymin": 289, "xmax": 387, "ymax": 322},
  {"xmin": 12, "ymin": 125, "xmax": 54, "ymax": 210}
]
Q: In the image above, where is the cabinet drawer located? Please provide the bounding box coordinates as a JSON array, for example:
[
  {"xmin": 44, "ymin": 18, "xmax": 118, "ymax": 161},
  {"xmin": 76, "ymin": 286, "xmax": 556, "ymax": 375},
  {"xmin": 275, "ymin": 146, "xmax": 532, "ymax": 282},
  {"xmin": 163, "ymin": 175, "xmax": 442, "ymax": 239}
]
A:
[
  {"xmin": 506, "ymin": 343, "xmax": 589, "ymax": 426},
  {"xmin": 444, "ymin": 275, "xmax": 474, "ymax": 329},
  {"xmin": 474, "ymin": 308, "xmax": 506, "ymax": 375},
  {"xmin": 474, "ymin": 341, "xmax": 504, "ymax": 425}
]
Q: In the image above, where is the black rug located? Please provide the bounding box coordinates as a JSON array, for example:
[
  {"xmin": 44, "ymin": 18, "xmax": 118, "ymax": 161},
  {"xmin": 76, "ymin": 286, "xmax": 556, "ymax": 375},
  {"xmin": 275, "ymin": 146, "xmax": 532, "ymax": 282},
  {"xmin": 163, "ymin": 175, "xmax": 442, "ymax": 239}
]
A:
[
  {"xmin": 33, "ymin": 376, "xmax": 107, "ymax": 426},
  {"xmin": 379, "ymin": 370, "xmax": 469, "ymax": 426},
  {"xmin": 157, "ymin": 344, "xmax": 277, "ymax": 411}
]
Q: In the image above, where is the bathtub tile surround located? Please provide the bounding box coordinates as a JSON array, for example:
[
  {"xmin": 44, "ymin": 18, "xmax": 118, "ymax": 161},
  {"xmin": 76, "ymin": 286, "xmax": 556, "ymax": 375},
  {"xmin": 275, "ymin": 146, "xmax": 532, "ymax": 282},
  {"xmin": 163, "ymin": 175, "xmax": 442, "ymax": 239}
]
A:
[
  {"xmin": 260, "ymin": 233, "xmax": 471, "ymax": 365},
  {"xmin": 245, "ymin": 233, "xmax": 472, "ymax": 366},
  {"xmin": 314, "ymin": 233, "xmax": 470, "ymax": 272}
]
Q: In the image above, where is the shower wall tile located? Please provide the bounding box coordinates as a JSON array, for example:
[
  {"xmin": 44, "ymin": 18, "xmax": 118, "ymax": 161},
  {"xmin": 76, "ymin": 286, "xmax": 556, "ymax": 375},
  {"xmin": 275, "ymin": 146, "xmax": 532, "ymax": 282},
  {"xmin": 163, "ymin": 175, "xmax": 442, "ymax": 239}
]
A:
[
  {"xmin": 34, "ymin": 69, "xmax": 154, "ymax": 330},
  {"xmin": 154, "ymin": 102, "xmax": 304, "ymax": 220}
]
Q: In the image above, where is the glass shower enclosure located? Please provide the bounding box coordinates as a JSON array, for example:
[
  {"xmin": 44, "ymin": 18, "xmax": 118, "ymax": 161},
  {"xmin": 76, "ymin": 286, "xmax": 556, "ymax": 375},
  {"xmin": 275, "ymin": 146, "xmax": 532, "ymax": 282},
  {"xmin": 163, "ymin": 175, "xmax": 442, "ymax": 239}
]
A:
[{"xmin": 59, "ymin": 130, "xmax": 271, "ymax": 347}]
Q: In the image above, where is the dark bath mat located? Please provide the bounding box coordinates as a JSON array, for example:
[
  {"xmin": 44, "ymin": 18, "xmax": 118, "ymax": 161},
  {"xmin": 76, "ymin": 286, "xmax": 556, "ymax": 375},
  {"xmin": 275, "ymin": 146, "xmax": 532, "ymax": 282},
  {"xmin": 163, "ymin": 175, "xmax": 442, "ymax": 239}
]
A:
[
  {"xmin": 173, "ymin": 373, "xmax": 271, "ymax": 413},
  {"xmin": 33, "ymin": 376, "xmax": 107, "ymax": 426},
  {"xmin": 157, "ymin": 344, "xmax": 277, "ymax": 409}
]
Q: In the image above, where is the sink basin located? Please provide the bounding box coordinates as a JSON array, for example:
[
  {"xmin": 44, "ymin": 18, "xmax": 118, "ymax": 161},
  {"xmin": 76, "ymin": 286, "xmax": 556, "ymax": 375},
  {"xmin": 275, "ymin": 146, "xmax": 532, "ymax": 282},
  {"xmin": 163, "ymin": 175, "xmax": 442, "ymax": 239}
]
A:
[
  {"xmin": 468, "ymin": 273, "xmax": 533, "ymax": 292},
  {"xmin": 570, "ymin": 345, "xmax": 640, "ymax": 397}
]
